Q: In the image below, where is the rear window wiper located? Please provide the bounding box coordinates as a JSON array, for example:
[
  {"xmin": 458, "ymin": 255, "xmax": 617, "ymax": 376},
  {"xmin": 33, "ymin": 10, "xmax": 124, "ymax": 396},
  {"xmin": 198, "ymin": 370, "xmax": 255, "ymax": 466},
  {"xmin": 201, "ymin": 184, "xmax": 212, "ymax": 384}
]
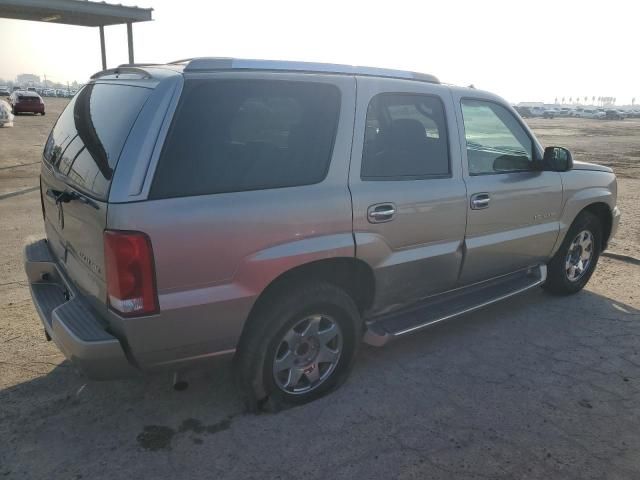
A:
[
  {"xmin": 46, "ymin": 188, "xmax": 77, "ymax": 204},
  {"xmin": 46, "ymin": 188, "xmax": 98, "ymax": 209}
]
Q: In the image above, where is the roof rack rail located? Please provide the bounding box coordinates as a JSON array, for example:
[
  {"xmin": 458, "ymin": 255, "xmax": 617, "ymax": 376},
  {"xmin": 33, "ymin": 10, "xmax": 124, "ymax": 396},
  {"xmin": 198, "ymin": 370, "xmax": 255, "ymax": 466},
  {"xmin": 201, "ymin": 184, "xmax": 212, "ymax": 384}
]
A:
[
  {"xmin": 180, "ymin": 58, "xmax": 440, "ymax": 84},
  {"xmin": 90, "ymin": 66, "xmax": 153, "ymax": 80},
  {"xmin": 117, "ymin": 63, "xmax": 162, "ymax": 68},
  {"xmin": 168, "ymin": 58, "xmax": 196, "ymax": 65}
]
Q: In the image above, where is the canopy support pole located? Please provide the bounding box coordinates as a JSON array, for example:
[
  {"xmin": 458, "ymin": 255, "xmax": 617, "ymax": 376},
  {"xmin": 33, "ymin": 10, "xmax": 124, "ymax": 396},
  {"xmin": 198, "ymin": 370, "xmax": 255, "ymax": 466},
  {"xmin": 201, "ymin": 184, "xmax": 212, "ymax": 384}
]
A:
[
  {"xmin": 99, "ymin": 25, "xmax": 107, "ymax": 70},
  {"xmin": 127, "ymin": 22, "xmax": 134, "ymax": 64}
]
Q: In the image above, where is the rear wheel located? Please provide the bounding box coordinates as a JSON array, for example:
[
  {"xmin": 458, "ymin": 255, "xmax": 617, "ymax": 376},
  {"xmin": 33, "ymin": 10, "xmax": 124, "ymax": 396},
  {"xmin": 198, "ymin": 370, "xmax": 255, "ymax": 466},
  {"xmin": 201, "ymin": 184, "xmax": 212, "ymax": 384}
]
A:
[
  {"xmin": 236, "ymin": 282, "xmax": 361, "ymax": 412},
  {"xmin": 544, "ymin": 211, "xmax": 602, "ymax": 295}
]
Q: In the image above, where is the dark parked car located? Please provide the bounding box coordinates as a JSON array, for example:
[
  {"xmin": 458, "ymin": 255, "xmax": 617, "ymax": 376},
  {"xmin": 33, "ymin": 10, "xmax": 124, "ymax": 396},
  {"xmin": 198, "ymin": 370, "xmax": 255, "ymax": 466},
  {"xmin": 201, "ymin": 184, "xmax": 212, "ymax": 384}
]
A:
[
  {"xmin": 9, "ymin": 91, "xmax": 45, "ymax": 115},
  {"xmin": 0, "ymin": 86, "xmax": 10, "ymax": 96}
]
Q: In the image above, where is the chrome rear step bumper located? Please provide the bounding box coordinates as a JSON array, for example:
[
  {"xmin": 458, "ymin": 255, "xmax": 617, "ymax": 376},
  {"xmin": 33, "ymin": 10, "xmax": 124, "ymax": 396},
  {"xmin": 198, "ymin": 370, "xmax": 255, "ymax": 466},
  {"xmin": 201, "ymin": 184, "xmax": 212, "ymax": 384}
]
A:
[
  {"xmin": 364, "ymin": 265, "xmax": 547, "ymax": 346},
  {"xmin": 24, "ymin": 239, "xmax": 137, "ymax": 380}
]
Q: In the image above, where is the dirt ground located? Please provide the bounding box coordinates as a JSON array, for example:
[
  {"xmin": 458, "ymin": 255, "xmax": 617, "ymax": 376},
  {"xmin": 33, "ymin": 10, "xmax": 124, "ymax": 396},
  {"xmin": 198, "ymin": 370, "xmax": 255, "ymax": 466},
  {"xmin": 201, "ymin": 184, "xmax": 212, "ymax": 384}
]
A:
[{"xmin": 0, "ymin": 98, "xmax": 639, "ymax": 479}]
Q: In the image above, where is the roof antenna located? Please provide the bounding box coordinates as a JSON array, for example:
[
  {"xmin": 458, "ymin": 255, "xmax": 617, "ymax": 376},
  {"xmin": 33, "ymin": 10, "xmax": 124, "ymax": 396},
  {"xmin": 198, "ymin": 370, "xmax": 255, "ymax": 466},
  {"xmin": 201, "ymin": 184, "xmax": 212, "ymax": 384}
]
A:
[{"xmin": 468, "ymin": 84, "xmax": 476, "ymax": 89}]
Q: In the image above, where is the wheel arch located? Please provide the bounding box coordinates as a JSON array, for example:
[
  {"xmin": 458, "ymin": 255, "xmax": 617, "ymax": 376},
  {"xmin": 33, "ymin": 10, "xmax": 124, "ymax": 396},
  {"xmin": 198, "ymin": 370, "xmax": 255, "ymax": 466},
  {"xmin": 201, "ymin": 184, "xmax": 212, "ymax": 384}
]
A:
[
  {"xmin": 553, "ymin": 176, "xmax": 616, "ymax": 257},
  {"xmin": 237, "ymin": 257, "xmax": 375, "ymax": 348},
  {"xmin": 582, "ymin": 202, "xmax": 613, "ymax": 250},
  {"xmin": 554, "ymin": 201, "xmax": 613, "ymax": 255}
]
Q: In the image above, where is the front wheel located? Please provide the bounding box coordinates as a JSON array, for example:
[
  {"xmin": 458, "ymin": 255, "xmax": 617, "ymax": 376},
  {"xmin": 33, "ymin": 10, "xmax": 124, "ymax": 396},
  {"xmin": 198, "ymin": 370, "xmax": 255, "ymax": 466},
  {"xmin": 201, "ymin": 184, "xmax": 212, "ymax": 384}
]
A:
[
  {"xmin": 236, "ymin": 282, "xmax": 361, "ymax": 411},
  {"xmin": 544, "ymin": 211, "xmax": 602, "ymax": 295}
]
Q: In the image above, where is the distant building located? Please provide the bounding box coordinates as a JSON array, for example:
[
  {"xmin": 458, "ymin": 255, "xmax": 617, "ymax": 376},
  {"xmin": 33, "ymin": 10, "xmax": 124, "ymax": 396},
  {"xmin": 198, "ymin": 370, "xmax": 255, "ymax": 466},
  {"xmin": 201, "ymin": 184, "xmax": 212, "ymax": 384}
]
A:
[{"xmin": 16, "ymin": 73, "xmax": 40, "ymax": 86}]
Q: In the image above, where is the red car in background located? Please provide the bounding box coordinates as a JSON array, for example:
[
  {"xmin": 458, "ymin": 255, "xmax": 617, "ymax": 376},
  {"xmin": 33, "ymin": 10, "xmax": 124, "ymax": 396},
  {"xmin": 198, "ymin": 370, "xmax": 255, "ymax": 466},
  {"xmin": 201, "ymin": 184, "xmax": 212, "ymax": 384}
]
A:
[{"xmin": 9, "ymin": 91, "xmax": 45, "ymax": 115}]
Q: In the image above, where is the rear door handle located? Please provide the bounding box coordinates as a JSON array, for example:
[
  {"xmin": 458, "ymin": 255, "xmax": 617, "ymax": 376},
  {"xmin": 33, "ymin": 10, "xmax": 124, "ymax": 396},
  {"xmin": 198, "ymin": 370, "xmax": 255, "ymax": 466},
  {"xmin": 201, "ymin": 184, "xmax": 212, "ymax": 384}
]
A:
[
  {"xmin": 470, "ymin": 193, "xmax": 490, "ymax": 210},
  {"xmin": 367, "ymin": 203, "xmax": 396, "ymax": 223}
]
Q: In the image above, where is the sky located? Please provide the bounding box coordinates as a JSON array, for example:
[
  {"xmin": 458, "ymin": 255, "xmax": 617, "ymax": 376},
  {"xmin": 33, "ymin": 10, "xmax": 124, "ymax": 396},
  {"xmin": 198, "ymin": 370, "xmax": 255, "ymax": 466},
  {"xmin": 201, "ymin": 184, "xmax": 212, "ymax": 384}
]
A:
[{"xmin": 0, "ymin": 0, "xmax": 638, "ymax": 104}]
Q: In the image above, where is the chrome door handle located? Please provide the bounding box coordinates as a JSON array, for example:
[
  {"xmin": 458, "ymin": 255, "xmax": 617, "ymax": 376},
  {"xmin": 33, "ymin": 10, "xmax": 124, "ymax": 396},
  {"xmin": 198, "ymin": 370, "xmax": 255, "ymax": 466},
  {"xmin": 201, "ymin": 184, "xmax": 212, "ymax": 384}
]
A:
[
  {"xmin": 470, "ymin": 193, "xmax": 490, "ymax": 210},
  {"xmin": 367, "ymin": 203, "xmax": 396, "ymax": 223},
  {"xmin": 370, "ymin": 208, "xmax": 396, "ymax": 217}
]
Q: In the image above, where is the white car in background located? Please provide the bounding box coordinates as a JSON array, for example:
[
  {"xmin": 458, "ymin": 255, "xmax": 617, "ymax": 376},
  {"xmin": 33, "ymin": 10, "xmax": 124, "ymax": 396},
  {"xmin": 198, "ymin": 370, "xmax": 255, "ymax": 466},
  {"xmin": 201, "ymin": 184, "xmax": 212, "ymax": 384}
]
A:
[
  {"xmin": 527, "ymin": 106, "xmax": 546, "ymax": 117},
  {"xmin": 0, "ymin": 100, "xmax": 14, "ymax": 127},
  {"xmin": 576, "ymin": 108, "xmax": 605, "ymax": 119}
]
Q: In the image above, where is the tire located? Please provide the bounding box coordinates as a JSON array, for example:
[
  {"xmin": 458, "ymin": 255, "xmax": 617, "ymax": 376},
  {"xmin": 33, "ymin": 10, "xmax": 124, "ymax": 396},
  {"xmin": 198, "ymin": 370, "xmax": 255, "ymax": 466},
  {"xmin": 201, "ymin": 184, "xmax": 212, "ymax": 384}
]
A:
[
  {"xmin": 543, "ymin": 211, "xmax": 602, "ymax": 295},
  {"xmin": 236, "ymin": 282, "xmax": 362, "ymax": 412},
  {"xmin": 41, "ymin": 112, "xmax": 45, "ymax": 116}
]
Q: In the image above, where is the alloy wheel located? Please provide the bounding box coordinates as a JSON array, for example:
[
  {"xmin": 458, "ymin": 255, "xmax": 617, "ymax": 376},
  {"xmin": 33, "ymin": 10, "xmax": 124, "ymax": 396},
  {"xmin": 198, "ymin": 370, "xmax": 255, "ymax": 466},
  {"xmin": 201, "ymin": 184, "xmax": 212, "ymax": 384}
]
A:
[
  {"xmin": 272, "ymin": 314, "xmax": 343, "ymax": 395},
  {"xmin": 565, "ymin": 230, "xmax": 594, "ymax": 282}
]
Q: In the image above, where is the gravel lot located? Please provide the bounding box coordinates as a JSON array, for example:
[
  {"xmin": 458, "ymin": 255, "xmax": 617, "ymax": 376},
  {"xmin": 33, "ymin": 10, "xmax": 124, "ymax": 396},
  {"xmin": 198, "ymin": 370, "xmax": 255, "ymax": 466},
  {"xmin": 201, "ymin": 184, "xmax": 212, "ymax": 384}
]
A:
[{"xmin": 0, "ymin": 98, "xmax": 638, "ymax": 479}]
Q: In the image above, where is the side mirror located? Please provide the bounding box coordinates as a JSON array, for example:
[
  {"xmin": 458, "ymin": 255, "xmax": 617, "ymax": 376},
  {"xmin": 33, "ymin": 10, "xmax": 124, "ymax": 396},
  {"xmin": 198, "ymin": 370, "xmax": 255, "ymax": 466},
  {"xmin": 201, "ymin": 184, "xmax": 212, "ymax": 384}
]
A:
[{"xmin": 543, "ymin": 146, "xmax": 573, "ymax": 172}]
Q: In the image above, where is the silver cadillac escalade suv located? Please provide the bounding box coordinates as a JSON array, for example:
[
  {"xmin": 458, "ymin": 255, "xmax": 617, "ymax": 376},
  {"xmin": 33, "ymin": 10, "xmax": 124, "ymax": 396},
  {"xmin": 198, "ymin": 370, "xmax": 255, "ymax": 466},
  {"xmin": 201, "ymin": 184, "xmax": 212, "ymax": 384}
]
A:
[{"xmin": 25, "ymin": 58, "xmax": 620, "ymax": 409}]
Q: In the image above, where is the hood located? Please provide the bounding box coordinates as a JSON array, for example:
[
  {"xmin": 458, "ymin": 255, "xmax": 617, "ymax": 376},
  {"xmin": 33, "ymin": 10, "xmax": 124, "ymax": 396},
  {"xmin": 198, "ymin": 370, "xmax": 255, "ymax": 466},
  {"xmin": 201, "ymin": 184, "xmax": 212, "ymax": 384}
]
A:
[{"xmin": 572, "ymin": 160, "xmax": 613, "ymax": 173}]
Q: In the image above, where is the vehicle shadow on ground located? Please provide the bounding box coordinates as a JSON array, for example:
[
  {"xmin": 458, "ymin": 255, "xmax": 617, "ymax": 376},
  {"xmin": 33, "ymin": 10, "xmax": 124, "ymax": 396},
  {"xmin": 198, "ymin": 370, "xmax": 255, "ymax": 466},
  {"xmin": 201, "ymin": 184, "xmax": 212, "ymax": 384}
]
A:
[{"xmin": 1, "ymin": 287, "xmax": 639, "ymax": 476}]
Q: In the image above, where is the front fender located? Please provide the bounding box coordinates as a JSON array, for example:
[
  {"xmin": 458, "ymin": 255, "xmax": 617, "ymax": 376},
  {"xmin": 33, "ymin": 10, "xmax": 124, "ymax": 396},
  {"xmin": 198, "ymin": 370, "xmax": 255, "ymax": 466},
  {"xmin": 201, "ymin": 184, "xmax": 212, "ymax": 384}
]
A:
[{"xmin": 551, "ymin": 170, "xmax": 617, "ymax": 256}]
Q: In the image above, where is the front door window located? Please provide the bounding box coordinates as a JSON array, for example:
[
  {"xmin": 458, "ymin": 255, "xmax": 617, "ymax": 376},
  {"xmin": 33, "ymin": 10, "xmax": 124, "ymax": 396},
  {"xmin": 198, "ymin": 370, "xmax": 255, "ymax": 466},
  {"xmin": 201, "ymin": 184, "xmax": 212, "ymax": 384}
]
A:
[{"xmin": 461, "ymin": 100, "xmax": 534, "ymax": 175}]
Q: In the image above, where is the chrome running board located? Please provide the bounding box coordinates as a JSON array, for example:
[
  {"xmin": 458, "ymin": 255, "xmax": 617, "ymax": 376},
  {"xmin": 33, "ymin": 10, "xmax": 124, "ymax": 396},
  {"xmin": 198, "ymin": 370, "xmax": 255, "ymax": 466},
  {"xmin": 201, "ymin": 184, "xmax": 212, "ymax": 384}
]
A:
[{"xmin": 364, "ymin": 265, "xmax": 547, "ymax": 346}]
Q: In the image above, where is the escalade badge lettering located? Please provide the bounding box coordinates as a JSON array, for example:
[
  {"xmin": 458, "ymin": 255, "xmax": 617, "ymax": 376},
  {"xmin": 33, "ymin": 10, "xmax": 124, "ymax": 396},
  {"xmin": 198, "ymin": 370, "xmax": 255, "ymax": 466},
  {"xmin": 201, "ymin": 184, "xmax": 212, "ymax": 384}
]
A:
[
  {"xmin": 77, "ymin": 250, "xmax": 102, "ymax": 275},
  {"xmin": 533, "ymin": 212, "xmax": 555, "ymax": 221}
]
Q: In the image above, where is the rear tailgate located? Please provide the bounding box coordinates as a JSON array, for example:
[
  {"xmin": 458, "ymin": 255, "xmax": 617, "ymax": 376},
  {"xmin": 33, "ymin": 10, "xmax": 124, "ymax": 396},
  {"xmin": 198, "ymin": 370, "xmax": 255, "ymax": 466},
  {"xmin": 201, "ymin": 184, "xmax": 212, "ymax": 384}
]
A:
[
  {"xmin": 40, "ymin": 82, "xmax": 152, "ymax": 305},
  {"xmin": 40, "ymin": 167, "xmax": 108, "ymax": 304}
]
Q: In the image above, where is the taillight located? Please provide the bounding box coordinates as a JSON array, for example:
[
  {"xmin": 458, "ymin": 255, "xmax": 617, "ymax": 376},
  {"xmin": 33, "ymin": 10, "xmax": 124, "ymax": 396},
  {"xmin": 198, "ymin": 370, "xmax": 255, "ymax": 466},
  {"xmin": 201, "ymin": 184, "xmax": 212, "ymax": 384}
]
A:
[{"xmin": 104, "ymin": 230, "xmax": 158, "ymax": 316}]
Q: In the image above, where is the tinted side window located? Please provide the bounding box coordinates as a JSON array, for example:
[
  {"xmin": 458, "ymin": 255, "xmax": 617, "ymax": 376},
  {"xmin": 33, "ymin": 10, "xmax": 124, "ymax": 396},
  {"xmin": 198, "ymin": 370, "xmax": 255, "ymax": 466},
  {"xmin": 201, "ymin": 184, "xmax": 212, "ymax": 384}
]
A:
[
  {"xmin": 461, "ymin": 100, "xmax": 533, "ymax": 175},
  {"xmin": 43, "ymin": 83, "xmax": 151, "ymax": 199},
  {"xmin": 150, "ymin": 80, "xmax": 341, "ymax": 199},
  {"xmin": 361, "ymin": 93, "xmax": 449, "ymax": 179}
]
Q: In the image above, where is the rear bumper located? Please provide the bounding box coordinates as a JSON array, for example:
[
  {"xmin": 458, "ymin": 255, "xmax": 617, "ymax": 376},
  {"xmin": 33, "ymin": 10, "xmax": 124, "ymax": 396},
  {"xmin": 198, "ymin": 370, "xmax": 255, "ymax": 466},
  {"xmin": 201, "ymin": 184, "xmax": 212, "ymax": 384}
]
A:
[{"xmin": 24, "ymin": 239, "xmax": 137, "ymax": 380}]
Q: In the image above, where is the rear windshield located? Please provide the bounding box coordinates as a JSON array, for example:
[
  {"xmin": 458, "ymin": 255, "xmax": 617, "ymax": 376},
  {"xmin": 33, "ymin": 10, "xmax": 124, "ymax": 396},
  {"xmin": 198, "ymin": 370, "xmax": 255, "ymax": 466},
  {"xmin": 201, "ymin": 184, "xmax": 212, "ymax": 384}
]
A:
[
  {"xmin": 43, "ymin": 83, "xmax": 151, "ymax": 200},
  {"xmin": 150, "ymin": 79, "xmax": 341, "ymax": 199}
]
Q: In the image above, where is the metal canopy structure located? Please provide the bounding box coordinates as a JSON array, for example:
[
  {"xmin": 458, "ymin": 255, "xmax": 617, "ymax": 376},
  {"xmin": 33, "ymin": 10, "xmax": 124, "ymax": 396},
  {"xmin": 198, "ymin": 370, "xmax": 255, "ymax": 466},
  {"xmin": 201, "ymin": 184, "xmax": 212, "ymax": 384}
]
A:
[{"xmin": 0, "ymin": 0, "xmax": 153, "ymax": 70}]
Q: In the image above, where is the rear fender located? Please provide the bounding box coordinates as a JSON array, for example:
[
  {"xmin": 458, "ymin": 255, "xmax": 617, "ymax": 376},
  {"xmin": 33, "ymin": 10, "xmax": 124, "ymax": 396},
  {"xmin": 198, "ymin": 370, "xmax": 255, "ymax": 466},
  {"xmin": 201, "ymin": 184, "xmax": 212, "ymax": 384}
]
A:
[{"xmin": 234, "ymin": 233, "xmax": 355, "ymax": 295}]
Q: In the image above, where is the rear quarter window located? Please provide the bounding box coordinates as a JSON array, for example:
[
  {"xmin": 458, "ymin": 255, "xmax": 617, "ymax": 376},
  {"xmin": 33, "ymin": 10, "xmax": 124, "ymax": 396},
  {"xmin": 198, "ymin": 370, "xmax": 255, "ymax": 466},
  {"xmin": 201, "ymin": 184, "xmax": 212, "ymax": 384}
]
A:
[
  {"xmin": 43, "ymin": 83, "xmax": 151, "ymax": 200},
  {"xmin": 150, "ymin": 79, "xmax": 341, "ymax": 199}
]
